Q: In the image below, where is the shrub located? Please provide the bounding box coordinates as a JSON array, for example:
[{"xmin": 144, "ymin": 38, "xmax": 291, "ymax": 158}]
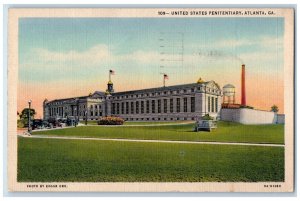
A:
[
  {"xmin": 97, "ymin": 116, "xmax": 124, "ymax": 125},
  {"xmin": 240, "ymin": 105, "xmax": 254, "ymax": 109},
  {"xmin": 201, "ymin": 114, "xmax": 214, "ymax": 120},
  {"xmin": 17, "ymin": 120, "xmax": 25, "ymax": 128}
]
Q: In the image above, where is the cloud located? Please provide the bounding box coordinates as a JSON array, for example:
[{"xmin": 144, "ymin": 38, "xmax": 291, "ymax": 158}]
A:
[
  {"xmin": 23, "ymin": 44, "xmax": 111, "ymax": 67},
  {"xmin": 19, "ymin": 35, "xmax": 284, "ymax": 84},
  {"xmin": 212, "ymin": 35, "xmax": 283, "ymax": 50}
]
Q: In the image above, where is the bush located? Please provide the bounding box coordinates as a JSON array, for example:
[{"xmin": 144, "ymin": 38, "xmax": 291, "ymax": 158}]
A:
[
  {"xmin": 17, "ymin": 120, "xmax": 25, "ymax": 128},
  {"xmin": 201, "ymin": 114, "xmax": 214, "ymax": 120},
  {"xmin": 97, "ymin": 116, "xmax": 124, "ymax": 125},
  {"xmin": 240, "ymin": 105, "xmax": 254, "ymax": 109}
]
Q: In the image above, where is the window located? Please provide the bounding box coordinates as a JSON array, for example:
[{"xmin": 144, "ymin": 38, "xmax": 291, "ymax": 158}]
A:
[
  {"xmin": 146, "ymin": 100, "xmax": 150, "ymax": 113},
  {"xmin": 116, "ymin": 103, "xmax": 120, "ymax": 114},
  {"xmin": 184, "ymin": 97, "xmax": 187, "ymax": 112},
  {"xmin": 121, "ymin": 102, "xmax": 124, "ymax": 114},
  {"xmin": 164, "ymin": 99, "xmax": 167, "ymax": 113},
  {"xmin": 90, "ymin": 111, "xmax": 93, "ymax": 116},
  {"xmin": 112, "ymin": 103, "xmax": 115, "ymax": 114},
  {"xmin": 158, "ymin": 100, "xmax": 161, "ymax": 113},
  {"xmin": 208, "ymin": 97, "xmax": 211, "ymax": 113},
  {"xmin": 131, "ymin": 102, "xmax": 134, "ymax": 114},
  {"xmin": 152, "ymin": 100, "xmax": 155, "ymax": 113},
  {"xmin": 191, "ymin": 97, "xmax": 195, "ymax": 112},
  {"xmin": 136, "ymin": 101, "xmax": 139, "ymax": 114},
  {"xmin": 95, "ymin": 105, "xmax": 97, "ymax": 109},
  {"xmin": 176, "ymin": 98, "xmax": 180, "ymax": 113},
  {"xmin": 215, "ymin": 98, "xmax": 218, "ymax": 112},
  {"xmin": 191, "ymin": 88, "xmax": 195, "ymax": 92},
  {"xmin": 141, "ymin": 101, "xmax": 144, "ymax": 113},
  {"xmin": 211, "ymin": 97, "xmax": 214, "ymax": 112},
  {"xmin": 126, "ymin": 102, "xmax": 129, "ymax": 114},
  {"xmin": 95, "ymin": 111, "xmax": 98, "ymax": 116},
  {"xmin": 170, "ymin": 99, "xmax": 173, "ymax": 113}
]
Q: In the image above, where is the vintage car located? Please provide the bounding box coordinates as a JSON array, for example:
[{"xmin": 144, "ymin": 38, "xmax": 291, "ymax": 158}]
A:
[
  {"xmin": 194, "ymin": 120, "xmax": 217, "ymax": 132},
  {"xmin": 31, "ymin": 119, "xmax": 50, "ymax": 130}
]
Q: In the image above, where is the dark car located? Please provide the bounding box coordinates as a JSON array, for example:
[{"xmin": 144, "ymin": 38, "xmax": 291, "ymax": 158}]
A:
[
  {"xmin": 48, "ymin": 117, "xmax": 62, "ymax": 128},
  {"xmin": 66, "ymin": 117, "xmax": 78, "ymax": 127},
  {"xmin": 31, "ymin": 119, "xmax": 49, "ymax": 130}
]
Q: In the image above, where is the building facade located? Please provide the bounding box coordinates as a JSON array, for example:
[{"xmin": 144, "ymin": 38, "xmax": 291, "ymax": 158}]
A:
[{"xmin": 43, "ymin": 78, "xmax": 222, "ymax": 121}]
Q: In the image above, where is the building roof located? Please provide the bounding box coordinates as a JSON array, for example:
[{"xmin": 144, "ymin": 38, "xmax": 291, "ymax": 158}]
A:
[
  {"xmin": 93, "ymin": 91, "xmax": 106, "ymax": 96},
  {"xmin": 112, "ymin": 82, "xmax": 212, "ymax": 96},
  {"xmin": 47, "ymin": 95, "xmax": 88, "ymax": 104},
  {"xmin": 46, "ymin": 81, "xmax": 221, "ymax": 103}
]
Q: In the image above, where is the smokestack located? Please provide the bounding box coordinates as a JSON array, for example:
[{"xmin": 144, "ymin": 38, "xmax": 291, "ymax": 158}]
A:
[{"xmin": 241, "ymin": 64, "xmax": 246, "ymax": 106}]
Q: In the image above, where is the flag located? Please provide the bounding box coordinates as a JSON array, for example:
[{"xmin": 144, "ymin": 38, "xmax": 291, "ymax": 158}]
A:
[
  {"xmin": 164, "ymin": 74, "xmax": 169, "ymax": 80},
  {"xmin": 109, "ymin": 70, "xmax": 115, "ymax": 75}
]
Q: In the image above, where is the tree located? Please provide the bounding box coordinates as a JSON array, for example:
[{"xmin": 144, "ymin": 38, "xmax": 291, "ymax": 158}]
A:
[
  {"xmin": 271, "ymin": 105, "xmax": 279, "ymax": 113},
  {"xmin": 20, "ymin": 108, "xmax": 36, "ymax": 127}
]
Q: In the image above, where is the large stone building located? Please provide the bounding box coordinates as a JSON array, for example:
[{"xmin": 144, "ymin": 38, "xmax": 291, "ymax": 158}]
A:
[{"xmin": 43, "ymin": 78, "xmax": 222, "ymax": 121}]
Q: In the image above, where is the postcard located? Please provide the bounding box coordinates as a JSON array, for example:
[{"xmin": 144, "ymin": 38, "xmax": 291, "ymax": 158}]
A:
[{"xmin": 7, "ymin": 7, "xmax": 294, "ymax": 192}]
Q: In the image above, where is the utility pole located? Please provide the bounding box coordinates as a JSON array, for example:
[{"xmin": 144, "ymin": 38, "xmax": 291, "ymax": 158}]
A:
[
  {"xmin": 85, "ymin": 110, "xmax": 88, "ymax": 125},
  {"xmin": 28, "ymin": 100, "xmax": 32, "ymax": 134}
]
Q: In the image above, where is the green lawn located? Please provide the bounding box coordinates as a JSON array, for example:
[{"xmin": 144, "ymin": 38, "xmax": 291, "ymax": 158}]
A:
[
  {"xmin": 18, "ymin": 137, "xmax": 284, "ymax": 182},
  {"xmin": 33, "ymin": 121, "xmax": 284, "ymax": 144}
]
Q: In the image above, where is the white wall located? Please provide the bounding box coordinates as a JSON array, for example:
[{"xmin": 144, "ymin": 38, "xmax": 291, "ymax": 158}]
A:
[{"xmin": 220, "ymin": 108, "xmax": 278, "ymax": 125}]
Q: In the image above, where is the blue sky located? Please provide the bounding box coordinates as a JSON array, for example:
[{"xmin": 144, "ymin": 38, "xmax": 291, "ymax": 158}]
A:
[{"xmin": 19, "ymin": 17, "xmax": 283, "ymax": 54}]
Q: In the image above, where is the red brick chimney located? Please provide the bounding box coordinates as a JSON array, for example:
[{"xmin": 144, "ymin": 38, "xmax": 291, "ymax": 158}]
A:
[{"xmin": 241, "ymin": 64, "xmax": 246, "ymax": 106}]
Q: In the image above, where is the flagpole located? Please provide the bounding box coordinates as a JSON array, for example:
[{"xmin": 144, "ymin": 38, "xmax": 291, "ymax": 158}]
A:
[
  {"xmin": 163, "ymin": 75, "xmax": 165, "ymax": 87},
  {"xmin": 109, "ymin": 71, "xmax": 111, "ymax": 82}
]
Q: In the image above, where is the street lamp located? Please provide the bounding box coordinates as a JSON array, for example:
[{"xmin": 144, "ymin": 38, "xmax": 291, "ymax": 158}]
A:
[
  {"xmin": 85, "ymin": 110, "xmax": 88, "ymax": 125},
  {"xmin": 74, "ymin": 107, "xmax": 77, "ymax": 127},
  {"xmin": 28, "ymin": 100, "xmax": 32, "ymax": 134}
]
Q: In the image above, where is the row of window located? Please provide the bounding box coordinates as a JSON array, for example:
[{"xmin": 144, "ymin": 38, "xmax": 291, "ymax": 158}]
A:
[
  {"xmin": 49, "ymin": 107, "xmax": 64, "ymax": 117},
  {"xmin": 208, "ymin": 96, "xmax": 218, "ymax": 113},
  {"xmin": 87, "ymin": 117, "xmax": 196, "ymax": 121},
  {"xmin": 111, "ymin": 97, "xmax": 196, "ymax": 115},
  {"xmin": 123, "ymin": 117, "xmax": 196, "ymax": 121},
  {"xmin": 90, "ymin": 104, "xmax": 101, "ymax": 110}
]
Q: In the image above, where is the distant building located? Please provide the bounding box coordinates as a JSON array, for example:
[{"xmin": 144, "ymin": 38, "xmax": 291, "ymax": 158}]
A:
[{"xmin": 43, "ymin": 78, "xmax": 222, "ymax": 121}]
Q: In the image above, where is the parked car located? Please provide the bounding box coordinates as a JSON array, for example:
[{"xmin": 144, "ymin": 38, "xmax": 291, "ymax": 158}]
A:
[
  {"xmin": 66, "ymin": 117, "xmax": 78, "ymax": 127},
  {"xmin": 31, "ymin": 119, "xmax": 50, "ymax": 130},
  {"xmin": 57, "ymin": 118, "xmax": 67, "ymax": 127},
  {"xmin": 31, "ymin": 119, "xmax": 42, "ymax": 130},
  {"xmin": 48, "ymin": 117, "xmax": 62, "ymax": 128}
]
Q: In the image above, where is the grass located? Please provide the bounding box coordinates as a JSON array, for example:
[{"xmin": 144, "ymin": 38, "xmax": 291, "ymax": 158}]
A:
[
  {"xmin": 18, "ymin": 137, "xmax": 284, "ymax": 182},
  {"xmin": 33, "ymin": 121, "xmax": 284, "ymax": 144}
]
